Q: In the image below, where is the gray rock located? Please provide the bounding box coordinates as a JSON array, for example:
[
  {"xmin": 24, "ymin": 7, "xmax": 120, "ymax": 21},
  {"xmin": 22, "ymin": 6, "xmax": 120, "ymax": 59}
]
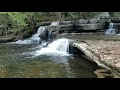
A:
[
  {"xmin": 77, "ymin": 24, "xmax": 105, "ymax": 30},
  {"xmin": 59, "ymin": 21, "xmax": 72, "ymax": 25},
  {"xmin": 39, "ymin": 29, "xmax": 48, "ymax": 41},
  {"xmin": 35, "ymin": 21, "xmax": 51, "ymax": 28},
  {"xmin": 78, "ymin": 19, "xmax": 88, "ymax": 24},
  {"xmin": 111, "ymin": 17, "xmax": 120, "ymax": 23},
  {"xmin": 88, "ymin": 19, "xmax": 98, "ymax": 24},
  {"xmin": 0, "ymin": 29, "xmax": 4, "ymax": 35}
]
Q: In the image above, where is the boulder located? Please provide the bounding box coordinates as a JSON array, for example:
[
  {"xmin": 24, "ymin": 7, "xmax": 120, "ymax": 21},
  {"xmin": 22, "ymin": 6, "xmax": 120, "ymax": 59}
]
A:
[
  {"xmin": 88, "ymin": 19, "xmax": 98, "ymax": 24},
  {"xmin": 78, "ymin": 19, "xmax": 88, "ymax": 24},
  {"xmin": 39, "ymin": 29, "xmax": 49, "ymax": 41}
]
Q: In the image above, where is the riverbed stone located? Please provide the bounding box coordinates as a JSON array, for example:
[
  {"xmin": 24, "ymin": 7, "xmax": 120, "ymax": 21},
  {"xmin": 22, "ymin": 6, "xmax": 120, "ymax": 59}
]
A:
[{"xmin": 72, "ymin": 40, "xmax": 120, "ymax": 77}]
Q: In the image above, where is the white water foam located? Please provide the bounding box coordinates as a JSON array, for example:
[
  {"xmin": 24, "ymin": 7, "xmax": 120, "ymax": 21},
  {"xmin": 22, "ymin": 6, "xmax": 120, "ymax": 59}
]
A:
[
  {"xmin": 105, "ymin": 23, "xmax": 116, "ymax": 34},
  {"xmin": 34, "ymin": 38, "xmax": 70, "ymax": 56},
  {"xmin": 14, "ymin": 26, "xmax": 45, "ymax": 44}
]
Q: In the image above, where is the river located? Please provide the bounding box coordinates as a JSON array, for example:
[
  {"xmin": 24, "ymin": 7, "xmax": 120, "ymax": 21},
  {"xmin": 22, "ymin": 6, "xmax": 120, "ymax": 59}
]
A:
[{"xmin": 0, "ymin": 43, "xmax": 98, "ymax": 78}]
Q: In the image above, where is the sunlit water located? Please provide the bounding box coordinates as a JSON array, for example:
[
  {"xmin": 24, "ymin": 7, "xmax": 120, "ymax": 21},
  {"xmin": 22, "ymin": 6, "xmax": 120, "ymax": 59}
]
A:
[
  {"xmin": 0, "ymin": 43, "xmax": 98, "ymax": 78},
  {"xmin": 34, "ymin": 38, "xmax": 70, "ymax": 56}
]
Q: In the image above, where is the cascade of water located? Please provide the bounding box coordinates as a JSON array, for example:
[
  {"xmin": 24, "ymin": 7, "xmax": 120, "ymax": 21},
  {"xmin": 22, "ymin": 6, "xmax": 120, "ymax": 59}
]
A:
[
  {"xmin": 105, "ymin": 23, "xmax": 116, "ymax": 34},
  {"xmin": 32, "ymin": 26, "xmax": 45, "ymax": 38},
  {"xmin": 14, "ymin": 22, "xmax": 59, "ymax": 44},
  {"xmin": 14, "ymin": 26, "xmax": 45, "ymax": 44},
  {"xmin": 34, "ymin": 38, "xmax": 70, "ymax": 56}
]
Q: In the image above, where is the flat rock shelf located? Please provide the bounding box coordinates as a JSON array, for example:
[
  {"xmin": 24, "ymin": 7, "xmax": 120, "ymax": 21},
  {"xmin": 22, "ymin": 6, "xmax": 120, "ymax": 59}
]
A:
[{"xmin": 72, "ymin": 40, "xmax": 120, "ymax": 78}]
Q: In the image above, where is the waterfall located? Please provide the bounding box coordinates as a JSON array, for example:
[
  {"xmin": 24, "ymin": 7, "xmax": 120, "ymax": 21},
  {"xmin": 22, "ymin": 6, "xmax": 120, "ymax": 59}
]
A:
[
  {"xmin": 48, "ymin": 31, "xmax": 53, "ymax": 42},
  {"xmin": 105, "ymin": 23, "xmax": 116, "ymax": 34},
  {"xmin": 34, "ymin": 38, "xmax": 70, "ymax": 56},
  {"xmin": 14, "ymin": 22, "xmax": 59, "ymax": 44},
  {"xmin": 32, "ymin": 26, "xmax": 45, "ymax": 39},
  {"xmin": 14, "ymin": 26, "xmax": 45, "ymax": 44}
]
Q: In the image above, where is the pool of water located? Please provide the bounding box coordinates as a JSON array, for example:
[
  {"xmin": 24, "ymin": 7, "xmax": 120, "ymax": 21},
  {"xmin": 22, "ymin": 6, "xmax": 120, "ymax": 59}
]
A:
[{"xmin": 0, "ymin": 43, "xmax": 98, "ymax": 78}]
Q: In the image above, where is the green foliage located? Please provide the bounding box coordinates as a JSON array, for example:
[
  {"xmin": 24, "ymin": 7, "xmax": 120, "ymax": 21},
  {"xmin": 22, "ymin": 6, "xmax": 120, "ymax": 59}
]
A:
[
  {"xmin": 8, "ymin": 12, "xmax": 27, "ymax": 26},
  {"xmin": 109, "ymin": 12, "xmax": 120, "ymax": 17},
  {"xmin": 0, "ymin": 13, "xmax": 13, "ymax": 25},
  {"xmin": 0, "ymin": 12, "xmax": 107, "ymax": 26},
  {"xmin": 0, "ymin": 12, "xmax": 28, "ymax": 26},
  {"xmin": 0, "ymin": 12, "xmax": 120, "ymax": 37}
]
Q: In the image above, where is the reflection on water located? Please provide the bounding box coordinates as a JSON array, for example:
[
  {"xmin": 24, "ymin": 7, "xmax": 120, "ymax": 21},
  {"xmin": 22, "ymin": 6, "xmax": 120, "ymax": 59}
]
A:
[{"xmin": 0, "ymin": 44, "xmax": 98, "ymax": 78}]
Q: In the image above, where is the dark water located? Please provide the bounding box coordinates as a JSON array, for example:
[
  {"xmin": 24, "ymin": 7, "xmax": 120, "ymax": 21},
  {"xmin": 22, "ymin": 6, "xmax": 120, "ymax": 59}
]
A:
[{"xmin": 0, "ymin": 43, "xmax": 98, "ymax": 78}]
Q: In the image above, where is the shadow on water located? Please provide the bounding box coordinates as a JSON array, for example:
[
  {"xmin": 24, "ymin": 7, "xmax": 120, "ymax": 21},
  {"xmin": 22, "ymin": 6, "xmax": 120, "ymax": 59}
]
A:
[{"xmin": 0, "ymin": 44, "xmax": 98, "ymax": 78}]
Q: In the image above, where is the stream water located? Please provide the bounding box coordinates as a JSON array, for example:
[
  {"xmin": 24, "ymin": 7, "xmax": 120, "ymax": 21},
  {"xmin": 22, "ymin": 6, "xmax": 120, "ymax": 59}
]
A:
[
  {"xmin": 0, "ymin": 22, "xmax": 99, "ymax": 78},
  {"xmin": 105, "ymin": 23, "xmax": 117, "ymax": 34},
  {"xmin": 0, "ymin": 43, "xmax": 98, "ymax": 78}
]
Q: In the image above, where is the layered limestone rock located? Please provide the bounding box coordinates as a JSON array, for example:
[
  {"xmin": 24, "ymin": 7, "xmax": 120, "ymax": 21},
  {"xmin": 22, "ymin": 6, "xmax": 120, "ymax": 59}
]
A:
[{"xmin": 72, "ymin": 40, "xmax": 120, "ymax": 77}]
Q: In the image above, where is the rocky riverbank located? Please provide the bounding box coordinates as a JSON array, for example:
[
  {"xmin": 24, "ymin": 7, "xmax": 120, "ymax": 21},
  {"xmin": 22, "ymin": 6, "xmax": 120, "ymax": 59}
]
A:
[
  {"xmin": 0, "ymin": 36, "xmax": 16, "ymax": 43},
  {"xmin": 1, "ymin": 15, "xmax": 120, "ymax": 43},
  {"xmin": 71, "ymin": 40, "xmax": 120, "ymax": 78}
]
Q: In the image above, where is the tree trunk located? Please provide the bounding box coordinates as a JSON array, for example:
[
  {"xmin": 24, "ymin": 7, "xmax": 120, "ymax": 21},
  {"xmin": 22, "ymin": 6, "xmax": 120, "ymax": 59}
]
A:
[
  {"xmin": 5, "ymin": 26, "xmax": 7, "ymax": 36},
  {"xmin": 56, "ymin": 12, "xmax": 64, "ymax": 21}
]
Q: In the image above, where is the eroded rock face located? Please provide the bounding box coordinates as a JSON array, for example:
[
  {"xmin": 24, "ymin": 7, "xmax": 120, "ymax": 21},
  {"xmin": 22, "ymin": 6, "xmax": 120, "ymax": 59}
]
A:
[
  {"xmin": 88, "ymin": 19, "xmax": 98, "ymax": 24},
  {"xmin": 39, "ymin": 29, "xmax": 49, "ymax": 41},
  {"xmin": 72, "ymin": 40, "xmax": 120, "ymax": 77},
  {"xmin": 0, "ymin": 36, "xmax": 15, "ymax": 42},
  {"xmin": 95, "ymin": 12, "xmax": 110, "ymax": 18},
  {"xmin": 0, "ymin": 29, "xmax": 4, "ymax": 36},
  {"xmin": 78, "ymin": 19, "xmax": 88, "ymax": 24},
  {"xmin": 59, "ymin": 21, "xmax": 72, "ymax": 25},
  {"xmin": 35, "ymin": 21, "xmax": 51, "ymax": 28},
  {"xmin": 46, "ymin": 23, "xmax": 105, "ymax": 32},
  {"xmin": 111, "ymin": 17, "xmax": 120, "ymax": 23},
  {"xmin": 78, "ymin": 24, "xmax": 105, "ymax": 30}
]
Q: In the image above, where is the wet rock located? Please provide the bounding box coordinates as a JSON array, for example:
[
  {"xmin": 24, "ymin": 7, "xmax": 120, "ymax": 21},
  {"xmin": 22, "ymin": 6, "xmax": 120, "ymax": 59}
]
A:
[
  {"xmin": 39, "ymin": 29, "xmax": 49, "ymax": 41},
  {"xmin": 51, "ymin": 31, "xmax": 58, "ymax": 40}
]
